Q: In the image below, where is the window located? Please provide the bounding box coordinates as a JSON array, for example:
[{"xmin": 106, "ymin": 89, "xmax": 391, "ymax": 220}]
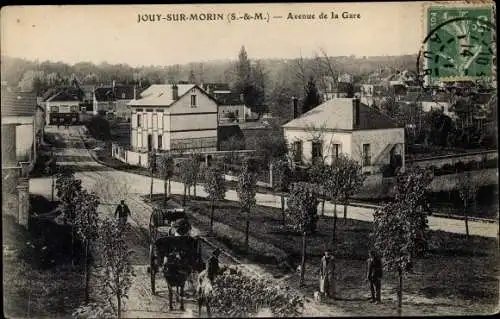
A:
[
  {"xmin": 121, "ymin": 93, "xmax": 126, "ymax": 99},
  {"xmin": 70, "ymin": 105, "xmax": 77, "ymax": 112},
  {"xmin": 81, "ymin": 107, "xmax": 87, "ymax": 113},
  {"xmin": 191, "ymin": 94, "xmax": 197, "ymax": 107},
  {"xmin": 153, "ymin": 114, "xmax": 157, "ymax": 129},
  {"xmin": 292, "ymin": 141, "xmax": 303, "ymax": 163},
  {"xmin": 137, "ymin": 114, "xmax": 142, "ymax": 127},
  {"xmin": 332, "ymin": 144, "xmax": 341, "ymax": 160},
  {"xmin": 158, "ymin": 135, "xmax": 162, "ymax": 149},
  {"xmin": 311, "ymin": 141, "xmax": 323, "ymax": 164},
  {"xmin": 52, "ymin": 106, "xmax": 59, "ymax": 113},
  {"xmin": 363, "ymin": 144, "xmax": 371, "ymax": 166}
]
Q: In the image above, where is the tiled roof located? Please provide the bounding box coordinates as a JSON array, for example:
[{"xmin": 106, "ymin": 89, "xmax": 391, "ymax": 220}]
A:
[
  {"xmin": 43, "ymin": 87, "xmax": 84, "ymax": 102},
  {"xmin": 94, "ymin": 87, "xmax": 115, "ymax": 102},
  {"xmin": 282, "ymin": 98, "xmax": 401, "ymax": 131},
  {"xmin": 1, "ymin": 90, "xmax": 37, "ymax": 117},
  {"xmin": 129, "ymin": 84, "xmax": 197, "ymax": 106},
  {"xmin": 113, "ymin": 85, "xmax": 136, "ymax": 100}
]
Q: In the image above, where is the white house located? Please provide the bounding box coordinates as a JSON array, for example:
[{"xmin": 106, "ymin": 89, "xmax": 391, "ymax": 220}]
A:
[
  {"xmin": 128, "ymin": 84, "xmax": 219, "ymax": 152},
  {"xmin": 282, "ymin": 98, "xmax": 405, "ymax": 175},
  {"xmin": 43, "ymin": 88, "xmax": 83, "ymax": 125}
]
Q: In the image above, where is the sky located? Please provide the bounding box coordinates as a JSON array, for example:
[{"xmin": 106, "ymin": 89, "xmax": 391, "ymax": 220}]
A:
[{"xmin": 1, "ymin": 3, "xmax": 424, "ymax": 67}]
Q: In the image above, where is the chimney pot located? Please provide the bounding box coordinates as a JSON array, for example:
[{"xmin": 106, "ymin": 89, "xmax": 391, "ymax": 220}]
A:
[
  {"xmin": 292, "ymin": 96, "xmax": 299, "ymax": 119},
  {"xmin": 353, "ymin": 98, "xmax": 360, "ymax": 127}
]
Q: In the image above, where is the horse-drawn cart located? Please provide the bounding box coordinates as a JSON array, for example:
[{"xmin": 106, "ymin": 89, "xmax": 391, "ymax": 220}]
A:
[{"xmin": 148, "ymin": 207, "xmax": 203, "ymax": 296}]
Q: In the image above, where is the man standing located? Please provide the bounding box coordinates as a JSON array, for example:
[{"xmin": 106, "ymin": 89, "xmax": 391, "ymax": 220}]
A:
[
  {"xmin": 206, "ymin": 248, "xmax": 221, "ymax": 283},
  {"xmin": 367, "ymin": 250, "xmax": 383, "ymax": 303},
  {"xmin": 114, "ymin": 200, "xmax": 131, "ymax": 226},
  {"xmin": 319, "ymin": 249, "xmax": 335, "ymax": 299}
]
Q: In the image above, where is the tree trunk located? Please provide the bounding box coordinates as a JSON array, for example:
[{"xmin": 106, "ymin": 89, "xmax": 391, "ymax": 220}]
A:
[
  {"xmin": 183, "ymin": 184, "xmax": 187, "ymax": 206},
  {"xmin": 149, "ymin": 173, "xmax": 153, "ymax": 200},
  {"xmin": 332, "ymin": 203, "xmax": 338, "ymax": 245},
  {"xmin": 164, "ymin": 179, "xmax": 168, "ymax": 202},
  {"xmin": 321, "ymin": 199, "xmax": 325, "ymax": 216},
  {"xmin": 117, "ymin": 294, "xmax": 121, "ymax": 319},
  {"xmin": 51, "ymin": 175, "xmax": 55, "ymax": 201},
  {"xmin": 210, "ymin": 199, "xmax": 215, "ymax": 233},
  {"xmin": 168, "ymin": 179, "xmax": 171, "ymax": 196},
  {"xmin": 281, "ymin": 194, "xmax": 285, "ymax": 225},
  {"xmin": 193, "ymin": 178, "xmax": 197, "ymax": 198},
  {"xmin": 398, "ymin": 268, "xmax": 403, "ymax": 316},
  {"xmin": 464, "ymin": 199, "xmax": 470, "ymax": 238},
  {"xmin": 343, "ymin": 201, "xmax": 348, "ymax": 221},
  {"xmin": 84, "ymin": 241, "xmax": 90, "ymax": 303},
  {"xmin": 71, "ymin": 225, "xmax": 75, "ymax": 267},
  {"xmin": 300, "ymin": 231, "xmax": 306, "ymax": 287},
  {"xmin": 245, "ymin": 209, "xmax": 250, "ymax": 255}
]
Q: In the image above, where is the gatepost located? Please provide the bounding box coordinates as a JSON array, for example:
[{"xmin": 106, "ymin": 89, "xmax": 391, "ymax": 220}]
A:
[{"xmin": 17, "ymin": 176, "xmax": 30, "ymax": 228}]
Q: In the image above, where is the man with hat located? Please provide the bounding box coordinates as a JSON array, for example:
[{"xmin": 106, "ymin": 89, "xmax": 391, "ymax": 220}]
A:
[
  {"xmin": 319, "ymin": 248, "xmax": 335, "ymax": 299},
  {"xmin": 367, "ymin": 250, "xmax": 383, "ymax": 303},
  {"xmin": 206, "ymin": 248, "xmax": 221, "ymax": 282},
  {"xmin": 115, "ymin": 200, "xmax": 131, "ymax": 226}
]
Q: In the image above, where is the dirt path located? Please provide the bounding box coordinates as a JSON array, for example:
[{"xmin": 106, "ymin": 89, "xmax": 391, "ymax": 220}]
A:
[{"xmin": 33, "ymin": 126, "xmax": 346, "ymax": 317}]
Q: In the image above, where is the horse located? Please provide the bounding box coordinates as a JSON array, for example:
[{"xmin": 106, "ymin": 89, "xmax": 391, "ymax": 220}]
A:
[{"xmin": 162, "ymin": 254, "xmax": 189, "ymax": 311}]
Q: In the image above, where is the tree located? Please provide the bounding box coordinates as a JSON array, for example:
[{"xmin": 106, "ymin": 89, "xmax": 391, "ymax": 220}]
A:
[
  {"xmin": 272, "ymin": 158, "xmax": 292, "ymax": 225},
  {"xmin": 148, "ymin": 151, "xmax": 157, "ymax": 200},
  {"xmin": 237, "ymin": 158, "xmax": 257, "ymax": 254},
  {"xmin": 44, "ymin": 151, "xmax": 58, "ymax": 201},
  {"xmin": 457, "ymin": 171, "xmax": 480, "ymax": 238},
  {"xmin": 55, "ymin": 169, "xmax": 83, "ymax": 266},
  {"xmin": 286, "ymin": 182, "xmax": 319, "ymax": 286},
  {"xmin": 302, "ymin": 76, "xmax": 321, "ymax": 114},
  {"xmin": 335, "ymin": 154, "xmax": 365, "ymax": 221},
  {"xmin": 318, "ymin": 163, "xmax": 342, "ymax": 244},
  {"xmin": 180, "ymin": 155, "xmax": 200, "ymax": 205},
  {"xmin": 74, "ymin": 189, "xmax": 100, "ymax": 303},
  {"xmin": 371, "ymin": 167, "xmax": 433, "ymax": 314},
  {"xmin": 203, "ymin": 163, "xmax": 227, "ymax": 234},
  {"xmin": 158, "ymin": 152, "xmax": 175, "ymax": 203},
  {"xmin": 96, "ymin": 218, "xmax": 134, "ymax": 319},
  {"xmin": 308, "ymin": 162, "xmax": 329, "ymax": 217},
  {"xmin": 208, "ymin": 266, "xmax": 304, "ymax": 317}
]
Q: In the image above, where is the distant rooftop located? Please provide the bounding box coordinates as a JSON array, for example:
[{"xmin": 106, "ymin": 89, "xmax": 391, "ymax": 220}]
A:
[{"xmin": 1, "ymin": 89, "xmax": 37, "ymax": 117}]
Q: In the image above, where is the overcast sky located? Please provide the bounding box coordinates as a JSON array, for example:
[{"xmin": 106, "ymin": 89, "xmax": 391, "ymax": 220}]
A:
[{"xmin": 1, "ymin": 3, "xmax": 424, "ymax": 67}]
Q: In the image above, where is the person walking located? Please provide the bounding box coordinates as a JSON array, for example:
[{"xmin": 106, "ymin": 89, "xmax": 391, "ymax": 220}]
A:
[
  {"xmin": 206, "ymin": 248, "xmax": 221, "ymax": 283},
  {"xmin": 319, "ymin": 249, "xmax": 335, "ymax": 299},
  {"xmin": 114, "ymin": 200, "xmax": 131, "ymax": 226},
  {"xmin": 367, "ymin": 250, "xmax": 383, "ymax": 303}
]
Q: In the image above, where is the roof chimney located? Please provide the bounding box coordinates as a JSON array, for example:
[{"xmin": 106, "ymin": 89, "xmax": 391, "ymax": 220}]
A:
[
  {"xmin": 292, "ymin": 96, "xmax": 299, "ymax": 119},
  {"xmin": 133, "ymin": 86, "xmax": 137, "ymax": 100},
  {"xmin": 172, "ymin": 84, "xmax": 179, "ymax": 100},
  {"xmin": 112, "ymin": 80, "xmax": 116, "ymax": 89},
  {"xmin": 239, "ymin": 93, "xmax": 244, "ymax": 103},
  {"xmin": 353, "ymin": 98, "xmax": 360, "ymax": 128}
]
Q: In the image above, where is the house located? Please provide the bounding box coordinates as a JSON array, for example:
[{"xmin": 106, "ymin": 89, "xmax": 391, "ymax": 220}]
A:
[
  {"xmin": 200, "ymin": 83, "xmax": 254, "ymax": 123},
  {"xmin": 319, "ymin": 76, "xmax": 354, "ymax": 101},
  {"xmin": 128, "ymin": 83, "xmax": 219, "ymax": 153},
  {"xmin": 282, "ymin": 98, "xmax": 405, "ymax": 175},
  {"xmin": 93, "ymin": 83, "xmax": 138, "ymax": 120},
  {"xmin": 42, "ymin": 86, "xmax": 84, "ymax": 125},
  {"xmin": 2, "ymin": 89, "xmax": 44, "ymax": 226}
]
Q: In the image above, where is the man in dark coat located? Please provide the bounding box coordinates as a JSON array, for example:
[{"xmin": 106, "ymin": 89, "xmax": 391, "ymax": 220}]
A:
[
  {"xmin": 367, "ymin": 250, "xmax": 383, "ymax": 303},
  {"xmin": 115, "ymin": 200, "xmax": 131, "ymax": 226},
  {"xmin": 206, "ymin": 248, "xmax": 221, "ymax": 282},
  {"xmin": 319, "ymin": 249, "xmax": 335, "ymax": 299}
]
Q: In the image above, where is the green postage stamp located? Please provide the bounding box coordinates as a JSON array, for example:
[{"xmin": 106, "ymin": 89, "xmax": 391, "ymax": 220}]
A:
[{"xmin": 421, "ymin": 3, "xmax": 495, "ymax": 85}]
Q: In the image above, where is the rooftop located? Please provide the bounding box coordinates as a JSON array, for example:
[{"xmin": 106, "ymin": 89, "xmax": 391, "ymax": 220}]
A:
[
  {"xmin": 128, "ymin": 84, "xmax": 196, "ymax": 106},
  {"xmin": 282, "ymin": 98, "xmax": 402, "ymax": 131},
  {"xmin": 1, "ymin": 90, "xmax": 37, "ymax": 117}
]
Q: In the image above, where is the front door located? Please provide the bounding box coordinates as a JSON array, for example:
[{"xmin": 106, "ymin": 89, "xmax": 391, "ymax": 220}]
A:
[{"xmin": 147, "ymin": 134, "xmax": 153, "ymax": 151}]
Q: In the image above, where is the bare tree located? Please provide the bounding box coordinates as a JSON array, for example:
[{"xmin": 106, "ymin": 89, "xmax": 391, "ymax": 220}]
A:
[{"xmin": 457, "ymin": 171, "xmax": 480, "ymax": 238}]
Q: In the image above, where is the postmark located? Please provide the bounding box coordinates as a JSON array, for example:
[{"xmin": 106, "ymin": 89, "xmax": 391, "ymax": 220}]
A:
[{"xmin": 417, "ymin": 4, "xmax": 496, "ymax": 87}]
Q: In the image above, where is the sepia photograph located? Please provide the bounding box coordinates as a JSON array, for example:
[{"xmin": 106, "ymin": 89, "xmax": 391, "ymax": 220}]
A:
[{"xmin": 1, "ymin": 2, "xmax": 498, "ymax": 318}]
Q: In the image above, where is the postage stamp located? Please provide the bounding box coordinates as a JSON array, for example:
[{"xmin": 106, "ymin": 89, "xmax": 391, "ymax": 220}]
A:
[{"xmin": 418, "ymin": 2, "xmax": 496, "ymax": 86}]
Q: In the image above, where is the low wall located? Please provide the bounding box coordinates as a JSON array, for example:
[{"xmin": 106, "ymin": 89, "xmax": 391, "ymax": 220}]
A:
[
  {"xmin": 407, "ymin": 150, "xmax": 497, "ymax": 170},
  {"xmin": 111, "ymin": 143, "xmax": 150, "ymax": 168}
]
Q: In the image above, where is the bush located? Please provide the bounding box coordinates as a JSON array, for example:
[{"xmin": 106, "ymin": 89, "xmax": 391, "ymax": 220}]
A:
[{"xmin": 84, "ymin": 116, "xmax": 111, "ymax": 140}]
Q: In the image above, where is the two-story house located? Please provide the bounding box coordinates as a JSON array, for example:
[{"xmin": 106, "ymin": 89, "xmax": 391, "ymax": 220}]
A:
[
  {"xmin": 43, "ymin": 87, "xmax": 84, "ymax": 125},
  {"xmin": 282, "ymin": 98, "xmax": 405, "ymax": 175},
  {"xmin": 128, "ymin": 84, "xmax": 219, "ymax": 152},
  {"xmin": 93, "ymin": 83, "xmax": 138, "ymax": 120}
]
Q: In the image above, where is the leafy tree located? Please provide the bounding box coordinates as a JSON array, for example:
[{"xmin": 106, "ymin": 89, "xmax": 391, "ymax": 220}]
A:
[
  {"xmin": 237, "ymin": 158, "xmax": 257, "ymax": 254},
  {"xmin": 318, "ymin": 163, "xmax": 342, "ymax": 244},
  {"xmin": 209, "ymin": 266, "xmax": 304, "ymax": 317},
  {"xmin": 335, "ymin": 154, "xmax": 365, "ymax": 221},
  {"xmin": 44, "ymin": 151, "xmax": 58, "ymax": 201},
  {"xmin": 180, "ymin": 154, "xmax": 201, "ymax": 205},
  {"xmin": 371, "ymin": 167, "xmax": 433, "ymax": 314},
  {"xmin": 302, "ymin": 76, "xmax": 321, "ymax": 114},
  {"xmin": 55, "ymin": 169, "xmax": 82, "ymax": 265},
  {"xmin": 96, "ymin": 218, "xmax": 134, "ymax": 319},
  {"xmin": 457, "ymin": 171, "xmax": 480, "ymax": 238},
  {"xmin": 272, "ymin": 158, "xmax": 292, "ymax": 225},
  {"xmin": 74, "ymin": 189, "xmax": 100, "ymax": 303},
  {"xmin": 286, "ymin": 182, "xmax": 319, "ymax": 286},
  {"xmin": 203, "ymin": 163, "xmax": 227, "ymax": 233},
  {"xmin": 308, "ymin": 162, "xmax": 329, "ymax": 217},
  {"xmin": 158, "ymin": 152, "xmax": 175, "ymax": 202}
]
